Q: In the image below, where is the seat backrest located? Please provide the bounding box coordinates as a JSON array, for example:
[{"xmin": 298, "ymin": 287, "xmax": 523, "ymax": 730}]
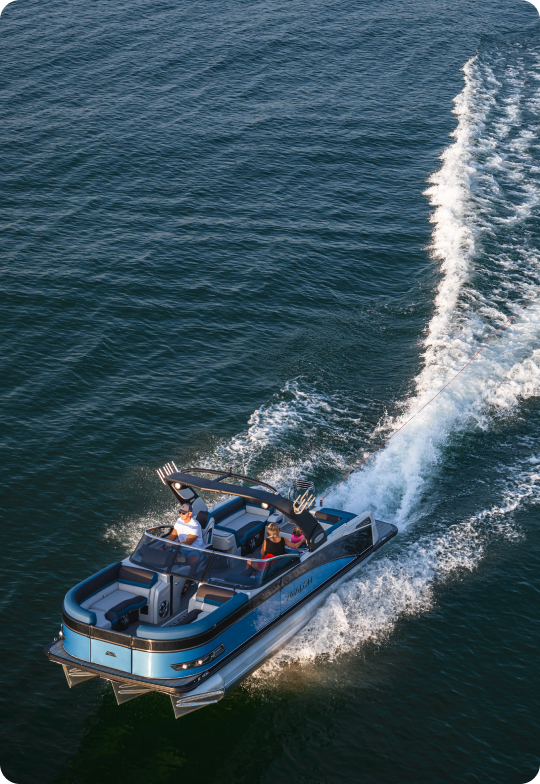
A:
[
  {"xmin": 73, "ymin": 562, "xmax": 121, "ymax": 606},
  {"xmin": 188, "ymin": 582, "xmax": 234, "ymax": 614},
  {"xmin": 210, "ymin": 496, "xmax": 245, "ymax": 525},
  {"xmin": 203, "ymin": 517, "xmax": 214, "ymax": 547},
  {"xmin": 118, "ymin": 564, "xmax": 158, "ymax": 589},
  {"xmin": 196, "ymin": 584, "xmax": 234, "ymax": 604},
  {"xmin": 65, "ymin": 562, "xmax": 122, "ymax": 626}
]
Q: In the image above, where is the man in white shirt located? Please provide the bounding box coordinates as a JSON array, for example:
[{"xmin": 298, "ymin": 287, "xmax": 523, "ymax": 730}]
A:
[
  {"xmin": 168, "ymin": 502, "xmax": 206, "ymax": 580},
  {"xmin": 168, "ymin": 503, "xmax": 205, "ymax": 548}
]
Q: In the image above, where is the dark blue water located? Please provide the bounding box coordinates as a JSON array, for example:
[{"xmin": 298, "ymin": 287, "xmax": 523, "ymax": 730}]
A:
[{"xmin": 2, "ymin": 0, "xmax": 540, "ymax": 781}]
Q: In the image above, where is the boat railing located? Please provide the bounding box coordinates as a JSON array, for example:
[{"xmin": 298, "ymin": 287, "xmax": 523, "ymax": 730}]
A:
[{"xmin": 130, "ymin": 527, "xmax": 301, "ymax": 589}]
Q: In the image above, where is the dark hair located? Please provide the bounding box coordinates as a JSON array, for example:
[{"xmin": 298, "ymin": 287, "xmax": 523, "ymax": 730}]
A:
[{"xmin": 292, "ymin": 526, "xmax": 303, "ymax": 537}]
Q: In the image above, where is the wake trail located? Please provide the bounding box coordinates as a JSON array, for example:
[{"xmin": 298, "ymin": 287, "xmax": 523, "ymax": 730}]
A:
[
  {"xmin": 246, "ymin": 46, "xmax": 540, "ymax": 674},
  {"xmin": 332, "ymin": 51, "xmax": 540, "ymax": 526}
]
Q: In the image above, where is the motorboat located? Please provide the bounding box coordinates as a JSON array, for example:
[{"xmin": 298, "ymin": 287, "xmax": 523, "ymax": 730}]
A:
[{"xmin": 44, "ymin": 466, "xmax": 398, "ymax": 718}]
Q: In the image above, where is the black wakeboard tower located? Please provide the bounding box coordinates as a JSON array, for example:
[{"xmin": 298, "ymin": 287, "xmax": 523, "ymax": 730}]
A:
[{"xmin": 160, "ymin": 466, "xmax": 328, "ymax": 551}]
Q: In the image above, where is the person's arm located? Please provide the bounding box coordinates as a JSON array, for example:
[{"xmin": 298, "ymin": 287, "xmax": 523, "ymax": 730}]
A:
[
  {"xmin": 284, "ymin": 538, "xmax": 302, "ymax": 549},
  {"xmin": 260, "ymin": 539, "xmax": 266, "ymax": 556},
  {"xmin": 184, "ymin": 534, "xmax": 197, "ymax": 546},
  {"xmin": 167, "ymin": 528, "xmax": 178, "ymax": 541}
]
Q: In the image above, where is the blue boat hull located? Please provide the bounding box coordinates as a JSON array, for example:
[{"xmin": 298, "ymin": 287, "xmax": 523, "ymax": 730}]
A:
[{"xmin": 45, "ymin": 521, "xmax": 397, "ymax": 716}]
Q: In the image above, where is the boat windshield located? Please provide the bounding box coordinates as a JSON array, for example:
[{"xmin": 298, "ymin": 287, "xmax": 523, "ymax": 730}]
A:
[{"xmin": 131, "ymin": 528, "xmax": 300, "ymax": 589}]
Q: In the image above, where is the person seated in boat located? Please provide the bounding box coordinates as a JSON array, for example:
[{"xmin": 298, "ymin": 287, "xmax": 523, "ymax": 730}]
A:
[
  {"xmin": 290, "ymin": 526, "xmax": 307, "ymax": 548},
  {"xmin": 168, "ymin": 502, "xmax": 205, "ymax": 547},
  {"xmin": 260, "ymin": 522, "xmax": 304, "ymax": 557},
  {"xmin": 168, "ymin": 502, "xmax": 205, "ymax": 576},
  {"xmin": 246, "ymin": 522, "xmax": 305, "ymax": 576}
]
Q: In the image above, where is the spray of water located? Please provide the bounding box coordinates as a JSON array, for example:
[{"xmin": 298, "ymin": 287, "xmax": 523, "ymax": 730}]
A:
[
  {"xmin": 332, "ymin": 53, "xmax": 540, "ymax": 525},
  {"xmin": 247, "ymin": 49, "xmax": 540, "ymax": 675},
  {"xmin": 251, "ymin": 464, "xmax": 534, "ymax": 680}
]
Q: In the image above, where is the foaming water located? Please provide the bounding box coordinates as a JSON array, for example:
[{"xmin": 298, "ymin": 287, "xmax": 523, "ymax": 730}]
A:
[
  {"xmin": 201, "ymin": 380, "xmax": 373, "ymax": 491},
  {"xmin": 104, "ymin": 510, "xmax": 175, "ymax": 551},
  {"xmin": 248, "ymin": 459, "xmax": 536, "ymax": 685},
  {"xmin": 332, "ymin": 49, "xmax": 540, "ymax": 525},
  {"xmin": 216, "ymin": 381, "xmax": 345, "ymax": 483},
  {"xmin": 248, "ymin": 47, "xmax": 540, "ymax": 676},
  {"xmin": 103, "ymin": 381, "xmax": 359, "ymax": 544}
]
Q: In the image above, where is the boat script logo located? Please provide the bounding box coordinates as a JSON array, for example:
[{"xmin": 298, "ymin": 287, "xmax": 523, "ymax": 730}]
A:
[{"xmin": 286, "ymin": 576, "xmax": 312, "ymax": 601}]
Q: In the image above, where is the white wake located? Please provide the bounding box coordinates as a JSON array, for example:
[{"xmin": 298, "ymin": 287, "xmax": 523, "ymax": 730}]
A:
[
  {"xmin": 331, "ymin": 53, "xmax": 540, "ymax": 526},
  {"xmin": 247, "ymin": 49, "xmax": 540, "ymax": 676}
]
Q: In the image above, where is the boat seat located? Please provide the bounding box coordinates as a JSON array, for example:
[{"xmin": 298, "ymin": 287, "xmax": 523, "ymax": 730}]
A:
[
  {"xmin": 216, "ymin": 517, "xmax": 266, "ymax": 552},
  {"xmin": 78, "ymin": 565, "xmax": 158, "ymax": 629},
  {"xmin": 104, "ymin": 595, "xmax": 147, "ymax": 628},
  {"xmin": 188, "ymin": 584, "xmax": 235, "ymax": 614},
  {"xmin": 89, "ymin": 589, "xmax": 146, "ymax": 629},
  {"xmin": 175, "ymin": 609, "xmax": 202, "ymax": 626},
  {"xmin": 236, "ymin": 520, "xmax": 265, "ymax": 552}
]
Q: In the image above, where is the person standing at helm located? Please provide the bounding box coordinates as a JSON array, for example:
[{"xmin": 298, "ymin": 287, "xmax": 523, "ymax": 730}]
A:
[{"xmin": 168, "ymin": 503, "xmax": 205, "ymax": 549}]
